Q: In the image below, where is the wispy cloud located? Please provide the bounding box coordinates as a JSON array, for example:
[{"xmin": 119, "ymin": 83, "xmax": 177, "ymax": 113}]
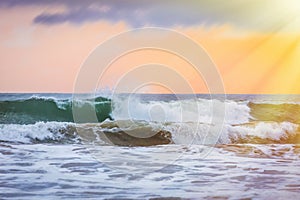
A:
[{"xmin": 0, "ymin": 0, "xmax": 299, "ymax": 32}]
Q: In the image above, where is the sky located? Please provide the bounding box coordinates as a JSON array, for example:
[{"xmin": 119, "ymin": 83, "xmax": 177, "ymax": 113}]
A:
[{"xmin": 1, "ymin": 0, "xmax": 300, "ymax": 94}]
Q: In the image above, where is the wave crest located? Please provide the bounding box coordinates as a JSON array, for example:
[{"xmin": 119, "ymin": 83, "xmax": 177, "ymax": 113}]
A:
[{"xmin": 1, "ymin": 120, "xmax": 299, "ymax": 145}]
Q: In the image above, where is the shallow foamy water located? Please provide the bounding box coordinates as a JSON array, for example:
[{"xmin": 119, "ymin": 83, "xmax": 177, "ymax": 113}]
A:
[
  {"xmin": 1, "ymin": 94, "xmax": 300, "ymax": 199},
  {"xmin": 1, "ymin": 143, "xmax": 300, "ymax": 199}
]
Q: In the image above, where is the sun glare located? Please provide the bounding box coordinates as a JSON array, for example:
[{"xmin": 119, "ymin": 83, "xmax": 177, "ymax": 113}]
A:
[{"xmin": 281, "ymin": 0, "xmax": 300, "ymax": 17}]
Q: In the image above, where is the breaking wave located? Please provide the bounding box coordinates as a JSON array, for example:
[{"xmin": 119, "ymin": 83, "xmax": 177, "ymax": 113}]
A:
[
  {"xmin": 0, "ymin": 120, "xmax": 298, "ymax": 145},
  {"xmin": 1, "ymin": 94, "xmax": 300, "ymax": 146}
]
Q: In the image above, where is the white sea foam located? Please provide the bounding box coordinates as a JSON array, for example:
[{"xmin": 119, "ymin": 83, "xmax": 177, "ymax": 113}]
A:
[
  {"xmin": 220, "ymin": 122, "xmax": 299, "ymax": 143},
  {"xmin": 0, "ymin": 122, "xmax": 76, "ymax": 143},
  {"xmin": 0, "ymin": 121, "xmax": 298, "ymax": 145},
  {"xmin": 112, "ymin": 96, "xmax": 251, "ymax": 124},
  {"xmin": 154, "ymin": 121, "xmax": 297, "ymax": 145}
]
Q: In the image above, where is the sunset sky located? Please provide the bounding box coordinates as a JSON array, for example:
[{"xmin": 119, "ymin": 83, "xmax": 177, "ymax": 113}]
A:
[{"xmin": 1, "ymin": 0, "xmax": 300, "ymax": 94}]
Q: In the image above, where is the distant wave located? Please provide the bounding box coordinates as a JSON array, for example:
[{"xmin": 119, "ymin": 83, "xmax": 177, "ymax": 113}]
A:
[
  {"xmin": 0, "ymin": 96, "xmax": 112, "ymax": 124},
  {"xmin": 0, "ymin": 95, "xmax": 252, "ymax": 125},
  {"xmin": 2, "ymin": 95, "xmax": 300, "ymax": 125}
]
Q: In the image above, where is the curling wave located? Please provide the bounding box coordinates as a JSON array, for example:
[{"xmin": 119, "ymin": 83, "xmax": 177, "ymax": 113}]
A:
[
  {"xmin": 1, "ymin": 94, "xmax": 300, "ymax": 146},
  {"xmin": 0, "ymin": 120, "xmax": 299, "ymax": 145}
]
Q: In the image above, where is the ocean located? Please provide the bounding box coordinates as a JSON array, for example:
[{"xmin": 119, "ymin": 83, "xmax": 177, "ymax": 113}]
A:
[{"xmin": 0, "ymin": 93, "xmax": 300, "ymax": 199}]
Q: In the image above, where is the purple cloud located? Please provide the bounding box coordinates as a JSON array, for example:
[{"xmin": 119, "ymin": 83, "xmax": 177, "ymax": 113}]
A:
[
  {"xmin": 0, "ymin": 0, "xmax": 223, "ymax": 27},
  {"xmin": 0, "ymin": 0, "xmax": 288, "ymax": 32}
]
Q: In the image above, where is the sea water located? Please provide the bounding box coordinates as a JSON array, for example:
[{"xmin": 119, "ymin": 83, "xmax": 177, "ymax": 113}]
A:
[{"xmin": 0, "ymin": 93, "xmax": 299, "ymax": 199}]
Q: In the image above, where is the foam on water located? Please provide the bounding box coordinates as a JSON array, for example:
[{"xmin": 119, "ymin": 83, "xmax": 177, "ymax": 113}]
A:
[
  {"xmin": 0, "ymin": 122, "xmax": 77, "ymax": 144},
  {"xmin": 1, "ymin": 94, "xmax": 300, "ymax": 199},
  {"xmin": 112, "ymin": 95, "xmax": 251, "ymax": 124},
  {"xmin": 1, "ymin": 93, "xmax": 300, "ymax": 146},
  {"xmin": 1, "ymin": 143, "xmax": 299, "ymax": 199},
  {"xmin": 0, "ymin": 120, "xmax": 298, "ymax": 145},
  {"xmin": 221, "ymin": 122, "xmax": 299, "ymax": 144}
]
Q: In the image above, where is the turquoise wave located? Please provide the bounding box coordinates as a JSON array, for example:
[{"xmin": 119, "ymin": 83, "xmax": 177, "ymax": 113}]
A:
[{"xmin": 0, "ymin": 96, "xmax": 112, "ymax": 124}]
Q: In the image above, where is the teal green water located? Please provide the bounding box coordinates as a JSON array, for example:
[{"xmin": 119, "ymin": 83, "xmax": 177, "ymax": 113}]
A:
[{"xmin": 0, "ymin": 95, "xmax": 112, "ymax": 124}]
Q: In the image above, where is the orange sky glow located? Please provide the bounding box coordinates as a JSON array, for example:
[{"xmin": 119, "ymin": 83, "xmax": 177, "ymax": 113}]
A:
[{"xmin": 1, "ymin": 2, "xmax": 300, "ymax": 94}]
